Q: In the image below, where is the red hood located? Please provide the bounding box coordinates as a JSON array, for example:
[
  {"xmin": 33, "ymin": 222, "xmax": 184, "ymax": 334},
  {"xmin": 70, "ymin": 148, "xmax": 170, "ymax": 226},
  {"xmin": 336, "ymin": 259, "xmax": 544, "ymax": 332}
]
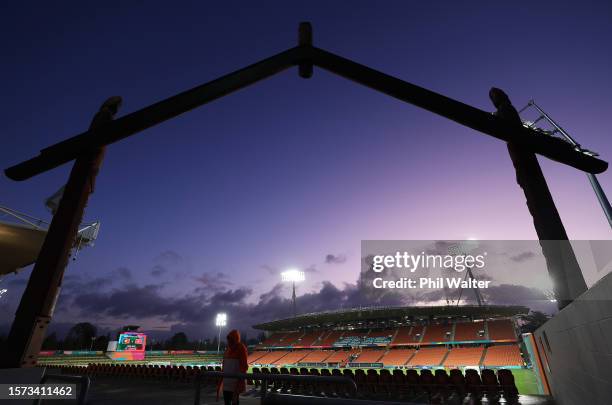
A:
[{"xmin": 227, "ymin": 329, "xmax": 240, "ymax": 347}]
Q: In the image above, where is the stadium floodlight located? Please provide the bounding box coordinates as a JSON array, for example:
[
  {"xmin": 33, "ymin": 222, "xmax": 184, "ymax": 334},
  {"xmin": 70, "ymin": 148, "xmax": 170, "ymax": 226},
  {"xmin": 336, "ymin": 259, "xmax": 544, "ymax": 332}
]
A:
[
  {"xmin": 215, "ymin": 313, "xmax": 227, "ymax": 353},
  {"xmin": 281, "ymin": 269, "xmax": 305, "ymax": 283},
  {"xmin": 215, "ymin": 313, "xmax": 227, "ymax": 327},
  {"xmin": 281, "ymin": 269, "xmax": 305, "ymax": 318}
]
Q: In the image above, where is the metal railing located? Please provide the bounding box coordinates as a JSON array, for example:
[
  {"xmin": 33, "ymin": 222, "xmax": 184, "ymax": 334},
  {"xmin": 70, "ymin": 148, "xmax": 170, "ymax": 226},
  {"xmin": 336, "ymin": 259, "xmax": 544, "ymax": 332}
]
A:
[
  {"xmin": 193, "ymin": 371, "xmax": 357, "ymax": 405},
  {"xmin": 34, "ymin": 373, "xmax": 90, "ymax": 405}
]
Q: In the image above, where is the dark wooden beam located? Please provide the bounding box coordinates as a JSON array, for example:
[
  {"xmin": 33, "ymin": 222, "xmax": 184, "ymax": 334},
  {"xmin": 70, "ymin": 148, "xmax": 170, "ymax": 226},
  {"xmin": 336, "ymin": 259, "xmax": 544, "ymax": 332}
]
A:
[
  {"xmin": 4, "ymin": 44, "xmax": 607, "ymax": 182},
  {"xmin": 0, "ymin": 97, "xmax": 121, "ymax": 368},
  {"xmin": 4, "ymin": 47, "xmax": 306, "ymax": 181},
  {"xmin": 309, "ymin": 47, "xmax": 607, "ymax": 174}
]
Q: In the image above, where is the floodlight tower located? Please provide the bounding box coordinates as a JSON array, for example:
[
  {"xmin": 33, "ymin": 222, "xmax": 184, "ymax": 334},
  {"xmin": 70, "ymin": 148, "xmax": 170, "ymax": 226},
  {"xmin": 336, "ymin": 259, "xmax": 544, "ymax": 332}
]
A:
[
  {"xmin": 215, "ymin": 313, "xmax": 227, "ymax": 354},
  {"xmin": 281, "ymin": 269, "xmax": 305, "ymax": 318},
  {"xmin": 448, "ymin": 240, "xmax": 485, "ymax": 306}
]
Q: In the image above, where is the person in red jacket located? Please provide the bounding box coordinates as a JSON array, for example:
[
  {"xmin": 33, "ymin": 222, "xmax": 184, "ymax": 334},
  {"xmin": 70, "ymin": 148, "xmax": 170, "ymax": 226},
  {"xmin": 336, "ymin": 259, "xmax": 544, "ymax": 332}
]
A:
[{"xmin": 217, "ymin": 329, "xmax": 248, "ymax": 404}]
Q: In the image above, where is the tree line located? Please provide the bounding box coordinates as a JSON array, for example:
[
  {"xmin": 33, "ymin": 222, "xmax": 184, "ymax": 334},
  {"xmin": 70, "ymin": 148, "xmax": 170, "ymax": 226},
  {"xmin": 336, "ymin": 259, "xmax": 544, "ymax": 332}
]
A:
[{"xmin": 0, "ymin": 322, "xmax": 265, "ymax": 352}]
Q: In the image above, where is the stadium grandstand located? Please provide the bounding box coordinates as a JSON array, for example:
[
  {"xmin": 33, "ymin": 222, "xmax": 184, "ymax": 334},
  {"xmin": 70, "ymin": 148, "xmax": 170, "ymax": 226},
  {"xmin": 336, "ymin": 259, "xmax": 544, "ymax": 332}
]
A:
[
  {"xmin": 34, "ymin": 304, "xmax": 542, "ymax": 402},
  {"xmin": 249, "ymin": 305, "xmax": 528, "ymax": 371}
]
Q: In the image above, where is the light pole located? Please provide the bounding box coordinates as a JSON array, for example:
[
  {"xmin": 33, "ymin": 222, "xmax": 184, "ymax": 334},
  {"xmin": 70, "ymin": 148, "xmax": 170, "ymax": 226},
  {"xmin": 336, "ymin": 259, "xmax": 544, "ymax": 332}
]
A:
[
  {"xmin": 89, "ymin": 336, "xmax": 96, "ymax": 351},
  {"xmin": 215, "ymin": 313, "xmax": 227, "ymax": 354},
  {"xmin": 281, "ymin": 269, "xmax": 305, "ymax": 318}
]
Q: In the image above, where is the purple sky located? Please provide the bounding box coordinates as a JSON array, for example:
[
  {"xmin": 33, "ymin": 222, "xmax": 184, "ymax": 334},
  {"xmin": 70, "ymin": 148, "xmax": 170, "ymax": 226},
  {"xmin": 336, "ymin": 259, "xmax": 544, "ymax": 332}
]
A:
[{"xmin": 1, "ymin": 1, "xmax": 611, "ymax": 339}]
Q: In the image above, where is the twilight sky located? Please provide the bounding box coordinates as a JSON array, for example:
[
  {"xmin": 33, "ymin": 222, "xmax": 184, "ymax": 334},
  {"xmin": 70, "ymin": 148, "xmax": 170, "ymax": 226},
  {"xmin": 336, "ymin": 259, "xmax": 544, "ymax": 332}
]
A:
[{"xmin": 1, "ymin": 1, "xmax": 611, "ymax": 339}]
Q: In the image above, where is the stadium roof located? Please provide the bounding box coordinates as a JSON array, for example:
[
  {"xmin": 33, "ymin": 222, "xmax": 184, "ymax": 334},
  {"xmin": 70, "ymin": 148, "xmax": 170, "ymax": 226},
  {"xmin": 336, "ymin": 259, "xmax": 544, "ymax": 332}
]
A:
[
  {"xmin": 0, "ymin": 221, "xmax": 46, "ymax": 275},
  {"xmin": 253, "ymin": 305, "xmax": 529, "ymax": 331},
  {"xmin": 0, "ymin": 204, "xmax": 101, "ymax": 275}
]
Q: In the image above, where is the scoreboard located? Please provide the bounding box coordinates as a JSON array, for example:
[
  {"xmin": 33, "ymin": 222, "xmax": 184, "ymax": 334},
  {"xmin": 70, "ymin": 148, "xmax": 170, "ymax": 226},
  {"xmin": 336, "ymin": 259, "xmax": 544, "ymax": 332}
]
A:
[
  {"xmin": 113, "ymin": 332, "xmax": 146, "ymax": 360},
  {"xmin": 117, "ymin": 332, "xmax": 146, "ymax": 351}
]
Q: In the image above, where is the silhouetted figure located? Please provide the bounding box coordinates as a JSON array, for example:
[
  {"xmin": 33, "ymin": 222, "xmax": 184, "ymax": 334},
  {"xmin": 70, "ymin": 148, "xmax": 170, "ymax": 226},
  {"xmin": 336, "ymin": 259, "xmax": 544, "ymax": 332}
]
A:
[{"xmin": 217, "ymin": 329, "xmax": 248, "ymax": 405}]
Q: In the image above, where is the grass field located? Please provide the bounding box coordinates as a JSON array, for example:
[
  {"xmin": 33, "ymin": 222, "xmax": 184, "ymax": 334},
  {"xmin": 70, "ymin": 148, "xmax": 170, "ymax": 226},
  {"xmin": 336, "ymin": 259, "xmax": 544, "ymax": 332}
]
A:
[{"xmin": 511, "ymin": 368, "xmax": 540, "ymax": 395}]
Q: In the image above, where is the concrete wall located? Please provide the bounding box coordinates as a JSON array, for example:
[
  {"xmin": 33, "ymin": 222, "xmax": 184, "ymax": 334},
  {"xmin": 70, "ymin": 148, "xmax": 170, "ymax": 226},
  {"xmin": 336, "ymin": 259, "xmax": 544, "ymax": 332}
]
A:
[{"xmin": 534, "ymin": 271, "xmax": 612, "ymax": 405}]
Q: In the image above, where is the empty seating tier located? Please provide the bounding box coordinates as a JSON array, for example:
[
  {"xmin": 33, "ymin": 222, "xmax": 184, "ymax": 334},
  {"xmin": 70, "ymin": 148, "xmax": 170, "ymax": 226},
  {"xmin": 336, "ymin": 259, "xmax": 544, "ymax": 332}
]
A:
[
  {"xmin": 274, "ymin": 351, "xmax": 310, "ymax": 365},
  {"xmin": 291, "ymin": 331, "xmax": 323, "ymax": 347},
  {"xmin": 454, "ymin": 322, "xmax": 486, "ymax": 342},
  {"xmin": 299, "ymin": 350, "xmax": 333, "ymax": 363},
  {"xmin": 487, "ymin": 320, "xmax": 517, "ymax": 341},
  {"xmin": 407, "ymin": 347, "xmax": 448, "ymax": 366},
  {"xmin": 379, "ymin": 349, "xmax": 415, "ymax": 366},
  {"xmin": 442, "ymin": 347, "xmax": 484, "ymax": 367},
  {"xmin": 482, "ymin": 345, "xmax": 523, "ymax": 367},
  {"xmin": 325, "ymin": 350, "xmax": 357, "ymax": 364},
  {"xmin": 421, "ymin": 324, "xmax": 452, "ymax": 344},
  {"xmin": 353, "ymin": 349, "xmax": 384, "ymax": 363},
  {"xmin": 258, "ymin": 333, "xmax": 286, "ymax": 348},
  {"xmin": 251, "ymin": 351, "xmax": 289, "ymax": 365},
  {"xmin": 391, "ymin": 326, "xmax": 423, "ymax": 345},
  {"xmin": 247, "ymin": 351, "xmax": 267, "ymax": 364},
  {"xmin": 315, "ymin": 331, "xmax": 344, "ymax": 347}
]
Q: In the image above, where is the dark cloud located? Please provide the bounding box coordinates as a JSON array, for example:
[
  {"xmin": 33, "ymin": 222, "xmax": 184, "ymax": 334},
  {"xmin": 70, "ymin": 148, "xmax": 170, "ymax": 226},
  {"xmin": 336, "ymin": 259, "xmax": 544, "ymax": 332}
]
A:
[
  {"xmin": 510, "ymin": 251, "xmax": 536, "ymax": 263},
  {"xmin": 154, "ymin": 250, "xmax": 183, "ymax": 266},
  {"xmin": 151, "ymin": 265, "xmax": 168, "ymax": 277},
  {"xmin": 193, "ymin": 272, "xmax": 233, "ymax": 294},
  {"xmin": 261, "ymin": 265, "xmax": 278, "ymax": 275},
  {"xmin": 116, "ymin": 267, "xmax": 132, "ymax": 280},
  {"xmin": 210, "ymin": 288, "xmax": 252, "ymax": 306},
  {"xmin": 304, "ymin": 265, "xmax": 318, "ymax": 274},
  {"xmin": 72, "ymin": 283, "xmax": 204, "ymax": 322},
  {"xmin": 325, "ymin": 254, "xmax": 347, "ymax": 264}
]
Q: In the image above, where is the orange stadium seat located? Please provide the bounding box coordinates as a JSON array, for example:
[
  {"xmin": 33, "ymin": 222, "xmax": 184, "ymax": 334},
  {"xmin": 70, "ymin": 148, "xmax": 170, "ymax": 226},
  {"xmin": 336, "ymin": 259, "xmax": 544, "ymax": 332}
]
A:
[
  {"xmin": 325, "ymin": 349, "xmax": 357, "ymax": 364},
  {"xmin": 274, "ymin": 350, "xmax": 310, "ymax": 365},
  {"xmin": 487, "ymin": 320, "xmax": 517, "ymax": 341},
  {"xmin": 299, "ymin": 350, "xmax": 333, "ymax": 363},
  {"xmin": 257, "ymin": 333, "xmax": 285, "ymax": 348},
  {"xmin": 406, "ymin": 347, "xmax": 448, "ymax": 367},
  {"xmin": 314, "ymin": 331, "xmax": 344, "ymax": 347},
  {"xmin": 482, "ymin": 345, "xmax": 523, "ymax": 367},
  {"xmin": 276, "ymin": 331, "xmax": 303, "ymax": 347},
  {"xmin": 291, "ymin": 330, "xmax": 324, "ymax": 347},
  {"xmin": 247, "ymin": 351, "xmax": 267, "ymax": 364},
  {"xmin": 367, "ymin": 329, "xmax": 395, "ymax": 338},
  {"xmin": 420, "ymin": 323, "xmax": 452, "ymax": 344},
  {"xmin": 453, "ymin": 322, "xmax": 487, "ymax": 342},
  {"xmin": 443, "ymin": 347, "xmax": 484, "ymax": 368},
  {"xmin": 380, "ymin": 349, "xmax": 415, "ymax": 366},
  {"xmin": 391, "ymin": 325, "xmax": 423, "ymax": 345},
  {"xmin": 252, "ymin": 350, "xmax": 289, "ymax": 365},
  {"xmin": 353, "ymin": 349, "xmax": 384, "ymax": 363}
]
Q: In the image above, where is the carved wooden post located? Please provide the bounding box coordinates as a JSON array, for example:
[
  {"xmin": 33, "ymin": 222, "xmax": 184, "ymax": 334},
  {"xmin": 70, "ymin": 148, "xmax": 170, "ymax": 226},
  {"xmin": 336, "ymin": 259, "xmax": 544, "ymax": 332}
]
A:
[
  {"xmin": 0, "ymin": 97, "xmax": 122, "ymax": 368},
  {"xmin": 490, "ymin": 88, "xmax": 587, "ymax": 309}
]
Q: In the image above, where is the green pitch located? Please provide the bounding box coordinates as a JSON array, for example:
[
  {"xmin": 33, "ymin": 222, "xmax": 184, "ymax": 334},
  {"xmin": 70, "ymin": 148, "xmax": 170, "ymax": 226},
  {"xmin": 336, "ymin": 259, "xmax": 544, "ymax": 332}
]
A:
[{"xmin": 511, "ymin": 368, "xmax": 540, "ymax": 395}]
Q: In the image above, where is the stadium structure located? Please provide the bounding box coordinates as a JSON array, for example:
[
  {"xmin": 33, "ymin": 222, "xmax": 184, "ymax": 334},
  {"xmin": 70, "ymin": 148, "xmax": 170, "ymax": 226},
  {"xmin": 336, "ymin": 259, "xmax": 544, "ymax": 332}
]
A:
[
  {"xmin": 249, "ymin": 305, "xmax": 528, "ymax": 371},
  {"xmin": 27, "ymin": 304, "xmax": 548, "ymax": 403}
]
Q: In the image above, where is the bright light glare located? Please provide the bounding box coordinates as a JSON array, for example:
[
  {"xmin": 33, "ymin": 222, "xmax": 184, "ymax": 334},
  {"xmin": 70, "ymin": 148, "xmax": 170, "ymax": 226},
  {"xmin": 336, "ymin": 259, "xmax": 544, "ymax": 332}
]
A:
[
  {"xmin": 281, "ymin": 269, "xmax": 305, "ymax": 283},
  {"xmin": 0, "ymin": 289, "xmax": 7, "ymax": 297},
  {"xmin": 215, "ymin": 312, "xmax": 227, "ymax": 327}
]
